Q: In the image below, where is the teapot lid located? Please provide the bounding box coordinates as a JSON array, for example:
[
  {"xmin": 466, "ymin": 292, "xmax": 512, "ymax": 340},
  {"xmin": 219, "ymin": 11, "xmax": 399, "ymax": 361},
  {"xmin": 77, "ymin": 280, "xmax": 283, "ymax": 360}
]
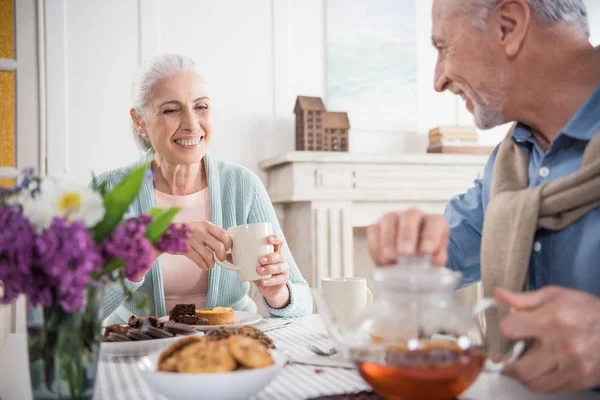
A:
[{"xmin": 372, "ymin": 256, "xmax": 462, "ymax": 293}]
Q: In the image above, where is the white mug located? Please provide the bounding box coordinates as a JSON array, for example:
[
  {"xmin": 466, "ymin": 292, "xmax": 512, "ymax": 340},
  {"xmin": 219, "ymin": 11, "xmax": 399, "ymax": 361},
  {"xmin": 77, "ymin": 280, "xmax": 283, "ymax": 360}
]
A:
[
  {"xmin": 321, "ymin": 277, "xmax": 373, "ymax": 328},
  {"xmin": 213, "ymin": 223, "xmax": 274, "ymax": 282}
]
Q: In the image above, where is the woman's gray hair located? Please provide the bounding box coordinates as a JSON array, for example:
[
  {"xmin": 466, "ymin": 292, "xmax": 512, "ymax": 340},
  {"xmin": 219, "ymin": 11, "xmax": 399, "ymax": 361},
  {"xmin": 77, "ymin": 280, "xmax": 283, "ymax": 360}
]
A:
[
  {"xmin": 465, "ymin": 0, "xmax": 589, "ymax": 38},
  {"xmin": 130, "ymin": 53, "xmax": 203, "ymax": 151}
]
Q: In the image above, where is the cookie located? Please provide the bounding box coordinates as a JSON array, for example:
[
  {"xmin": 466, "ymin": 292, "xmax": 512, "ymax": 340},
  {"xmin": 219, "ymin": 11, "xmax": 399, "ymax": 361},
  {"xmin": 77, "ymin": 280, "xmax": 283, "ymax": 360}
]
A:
[
  {"xmin": 204, "ymin": 327, "xmax": 236, "ymax": 342},
  {"xmin": 158, "ymin": 336, "xmax": 205, "ymax": 372},
  {"xmin": 178, "ymin": 341, "xmax": 237, "ymax": 373},
  {"xmin": 143, "ymin": 325, "xmax": 174, "ymax": 339},
  {"xmin": 235, "ymin": 326, "xmax": 276, "ymax": 349},
  {"xmin": 227, "ymin": 336, "xmax": 274, "ymax": 369}
]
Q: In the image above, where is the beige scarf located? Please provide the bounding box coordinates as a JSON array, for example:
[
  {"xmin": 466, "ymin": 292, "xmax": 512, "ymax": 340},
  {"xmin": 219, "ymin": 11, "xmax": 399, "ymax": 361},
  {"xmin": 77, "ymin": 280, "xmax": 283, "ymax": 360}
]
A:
[{"xmin": 480, "ymin": 124, "xmax": 600, "ymax": 355}]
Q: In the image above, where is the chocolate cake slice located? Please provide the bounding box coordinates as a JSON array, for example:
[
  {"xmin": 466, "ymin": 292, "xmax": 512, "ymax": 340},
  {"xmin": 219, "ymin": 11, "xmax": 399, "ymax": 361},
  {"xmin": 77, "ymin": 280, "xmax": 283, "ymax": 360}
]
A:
[
  {"xmin": 173, "ymin": 314, "xmax": 209, "ymax": 325},
  {"xmin": 169, "ymin": 303, "xmax": 196, "ymax": 321}
]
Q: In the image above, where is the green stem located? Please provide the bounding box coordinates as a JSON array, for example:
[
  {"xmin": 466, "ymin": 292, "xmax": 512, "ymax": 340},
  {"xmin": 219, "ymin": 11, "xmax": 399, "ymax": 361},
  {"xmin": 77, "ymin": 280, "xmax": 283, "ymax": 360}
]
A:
[{"xmin": 92, "ymin": 258, "xmax": 123, "ymax": 281}]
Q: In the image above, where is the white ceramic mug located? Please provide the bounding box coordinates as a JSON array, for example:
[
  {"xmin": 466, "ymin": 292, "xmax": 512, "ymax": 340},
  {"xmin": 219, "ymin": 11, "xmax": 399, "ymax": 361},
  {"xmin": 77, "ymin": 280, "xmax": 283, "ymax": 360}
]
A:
[
  {"xmin": 213, "ymin": 223, "xmax": 274, "ymax": 282},
  {"xmin": 321, "ymin": 277, "xmax": 373, "ymax": 328}
]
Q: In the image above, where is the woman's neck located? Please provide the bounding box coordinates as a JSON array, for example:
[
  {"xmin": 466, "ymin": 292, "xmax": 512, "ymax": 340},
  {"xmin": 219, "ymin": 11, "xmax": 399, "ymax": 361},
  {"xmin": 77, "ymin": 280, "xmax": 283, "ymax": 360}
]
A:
[{"xmin": 152, "ymin": 155, "xmax": 207, "ymax": 195}]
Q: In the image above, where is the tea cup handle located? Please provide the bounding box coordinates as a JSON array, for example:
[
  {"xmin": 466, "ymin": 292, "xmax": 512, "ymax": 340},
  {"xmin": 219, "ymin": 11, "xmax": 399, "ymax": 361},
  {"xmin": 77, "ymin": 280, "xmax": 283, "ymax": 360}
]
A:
[
  {"xmin": 473, "ymin": 298, "xmax": 526, "ymax": 373},
  {"xmin": 213, "ymin": 257, "xmax": 241, "ymax": 272},
  {"xmin": 211, "ymin": 234, "xmax": 241, "ymax": 272}
]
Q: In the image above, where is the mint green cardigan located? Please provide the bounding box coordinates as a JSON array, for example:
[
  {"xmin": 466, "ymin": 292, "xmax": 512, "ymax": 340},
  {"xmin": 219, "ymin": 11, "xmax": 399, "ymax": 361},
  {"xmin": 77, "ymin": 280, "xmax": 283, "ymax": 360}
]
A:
[{"xmin": 95, "ymin": 153, "xmax": 312, "ymax": 323}]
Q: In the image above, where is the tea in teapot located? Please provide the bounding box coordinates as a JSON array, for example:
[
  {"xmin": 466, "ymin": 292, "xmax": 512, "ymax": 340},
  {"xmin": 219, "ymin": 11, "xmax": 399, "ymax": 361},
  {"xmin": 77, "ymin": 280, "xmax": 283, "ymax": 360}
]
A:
[
  {"xmin": 353, "ymin": 341, "xmax": 485, "ymax": 400},
  {"xmin": 315, "ymin": 257, "xmax": 524, "ymax": 400}
]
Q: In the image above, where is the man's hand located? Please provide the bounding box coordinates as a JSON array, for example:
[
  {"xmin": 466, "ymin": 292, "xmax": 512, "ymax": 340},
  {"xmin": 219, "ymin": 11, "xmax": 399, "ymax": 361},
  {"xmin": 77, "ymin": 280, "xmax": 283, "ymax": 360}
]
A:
[
  {"xmin": 496, "ymin": 286, "xmax": 600, "ymax": 393},
  {"xmin": 366, "ymin": 208, "xmax": 449, "ymax": 267}
]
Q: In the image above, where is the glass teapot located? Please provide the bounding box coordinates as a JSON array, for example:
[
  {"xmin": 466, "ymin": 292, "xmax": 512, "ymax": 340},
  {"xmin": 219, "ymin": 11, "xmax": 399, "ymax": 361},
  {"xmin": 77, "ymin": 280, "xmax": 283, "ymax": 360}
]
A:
[{"xmin": 314, "ymin": 257, "xmax": 524, "ymax": 400}]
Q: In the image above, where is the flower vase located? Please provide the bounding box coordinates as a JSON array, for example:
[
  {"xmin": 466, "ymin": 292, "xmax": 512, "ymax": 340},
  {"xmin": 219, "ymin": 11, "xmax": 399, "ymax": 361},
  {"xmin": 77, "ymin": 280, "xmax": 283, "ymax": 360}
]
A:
[{"xmin": 27, "ymin": 286, "xmax": 104, "ymax": 400}]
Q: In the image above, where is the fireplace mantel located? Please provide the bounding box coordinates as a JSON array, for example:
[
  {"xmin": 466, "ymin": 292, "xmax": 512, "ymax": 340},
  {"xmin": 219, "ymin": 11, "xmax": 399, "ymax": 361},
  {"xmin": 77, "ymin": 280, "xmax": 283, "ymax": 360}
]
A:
[{"xmin": 260, "ymin": 151, "xmax": 488, "ymax": 288}]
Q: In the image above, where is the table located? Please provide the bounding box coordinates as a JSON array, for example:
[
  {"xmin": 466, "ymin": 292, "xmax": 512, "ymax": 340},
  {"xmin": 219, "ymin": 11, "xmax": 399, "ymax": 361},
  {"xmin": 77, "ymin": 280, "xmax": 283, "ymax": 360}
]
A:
[{"xmin": 1, "ymin": 315, "xmax": 599, "ymax": 400}]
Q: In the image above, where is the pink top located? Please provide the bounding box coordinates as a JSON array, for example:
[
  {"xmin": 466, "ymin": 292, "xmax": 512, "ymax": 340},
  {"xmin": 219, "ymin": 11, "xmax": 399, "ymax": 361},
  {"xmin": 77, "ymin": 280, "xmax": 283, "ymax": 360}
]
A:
[{"xmin": 155, "ymin": 188, "xmax": 210, "ymax": 312}]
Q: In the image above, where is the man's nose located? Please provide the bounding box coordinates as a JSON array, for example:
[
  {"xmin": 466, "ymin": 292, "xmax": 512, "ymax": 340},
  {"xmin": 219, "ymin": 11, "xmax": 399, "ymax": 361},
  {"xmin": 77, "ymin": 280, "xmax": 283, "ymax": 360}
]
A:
[{"xmin": 434, "ymin": 59, "xmax": 449, "ymax": 93}]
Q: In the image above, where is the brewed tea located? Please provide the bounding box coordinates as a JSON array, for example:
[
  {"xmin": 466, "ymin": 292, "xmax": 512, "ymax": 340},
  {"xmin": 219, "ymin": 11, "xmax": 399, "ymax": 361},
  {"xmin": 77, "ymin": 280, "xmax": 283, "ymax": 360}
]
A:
[{"xmin": 353, "ymin": 341, "xmax": 485, "ymax": 400}]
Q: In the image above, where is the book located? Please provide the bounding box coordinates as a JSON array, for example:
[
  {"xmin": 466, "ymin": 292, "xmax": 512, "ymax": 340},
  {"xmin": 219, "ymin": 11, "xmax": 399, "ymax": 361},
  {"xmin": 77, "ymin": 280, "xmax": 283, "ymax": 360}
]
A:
[{"xmin": 427, "ymin": 144, "xmax": 494, "ymax": 155}]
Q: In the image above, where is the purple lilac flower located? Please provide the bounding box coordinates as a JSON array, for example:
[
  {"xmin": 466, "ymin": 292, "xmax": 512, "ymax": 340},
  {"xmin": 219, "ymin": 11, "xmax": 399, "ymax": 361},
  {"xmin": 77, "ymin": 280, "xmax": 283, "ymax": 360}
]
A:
[
  {"xmin": 31, "ymin": 218, "xmax": 102, "ymax": 311},
  {"xmin": 155, "ymin": 224, "xmax": 190, "ymax": 253},
  {"xmin": 103, "ymin": 217, "xmax": 153, "ymax": 281},
  {"xmin": 0, "ymin": 207, "xmax": 35, "ymax": 304}
]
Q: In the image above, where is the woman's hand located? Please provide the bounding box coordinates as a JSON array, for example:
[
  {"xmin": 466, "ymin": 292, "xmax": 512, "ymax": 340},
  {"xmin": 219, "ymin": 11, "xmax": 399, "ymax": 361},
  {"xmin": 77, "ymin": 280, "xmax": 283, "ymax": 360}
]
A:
[
  {"xmin": 170, "ymin": 221, "xmax": 233, "ymax": 270},
  {"xmin": 254, "ymin": 234, "xmax": 291, "ymax": 309}
]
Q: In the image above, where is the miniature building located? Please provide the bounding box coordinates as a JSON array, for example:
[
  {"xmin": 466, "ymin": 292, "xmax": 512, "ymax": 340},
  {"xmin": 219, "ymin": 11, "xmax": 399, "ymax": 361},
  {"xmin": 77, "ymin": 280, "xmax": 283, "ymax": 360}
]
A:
[
  {"xmin": 294, "ymin": 96, "xmax": 325, "ymax": 151},
  {"xmin": 294, "ymin": 96, "xmax": 349, "ymax": 151},
  {"xmin": 323, "ymin": 111, "xmax": 349, "ymax": 151}
]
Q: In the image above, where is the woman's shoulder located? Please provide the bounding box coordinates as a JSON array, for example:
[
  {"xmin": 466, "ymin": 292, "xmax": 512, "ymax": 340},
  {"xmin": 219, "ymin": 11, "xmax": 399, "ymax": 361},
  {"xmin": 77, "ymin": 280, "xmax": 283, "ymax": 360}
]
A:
[
  {"xmin": 209, "ymin": 155, "xmax": 262, "ymax": 188},
  {"xmin": 93, "ymin": 153, "xmax": 151, "ymax": 189}
]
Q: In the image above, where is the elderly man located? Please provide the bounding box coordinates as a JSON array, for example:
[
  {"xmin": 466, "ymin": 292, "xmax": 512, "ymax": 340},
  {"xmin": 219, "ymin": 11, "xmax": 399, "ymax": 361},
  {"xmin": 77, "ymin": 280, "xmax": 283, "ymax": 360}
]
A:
[{"xmin": 367, "ymin": 0, "xmax": 600, "ymax": 394}]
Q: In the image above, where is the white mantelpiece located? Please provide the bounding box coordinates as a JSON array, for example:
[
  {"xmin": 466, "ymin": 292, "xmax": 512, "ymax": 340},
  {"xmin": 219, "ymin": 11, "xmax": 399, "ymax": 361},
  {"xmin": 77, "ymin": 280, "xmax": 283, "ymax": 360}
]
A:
[{"xmin": 260, "ymin": 151, "xmax": 488, "ymax": 289}]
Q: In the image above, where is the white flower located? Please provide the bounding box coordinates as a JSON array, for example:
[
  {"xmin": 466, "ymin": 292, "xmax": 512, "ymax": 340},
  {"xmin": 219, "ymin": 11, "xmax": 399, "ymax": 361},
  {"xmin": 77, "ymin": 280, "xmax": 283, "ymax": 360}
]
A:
[{"xmin": 22, "ymin": 178, "xmax": 105, "ymax": 230}]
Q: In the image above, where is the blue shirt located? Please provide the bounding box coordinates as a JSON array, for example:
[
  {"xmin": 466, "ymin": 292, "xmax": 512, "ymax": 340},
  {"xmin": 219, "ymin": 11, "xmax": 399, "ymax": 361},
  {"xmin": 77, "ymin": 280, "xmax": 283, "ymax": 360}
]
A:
[{"xmin": 445, "ymin": 84, "xmax": 600, "ymax": 293}]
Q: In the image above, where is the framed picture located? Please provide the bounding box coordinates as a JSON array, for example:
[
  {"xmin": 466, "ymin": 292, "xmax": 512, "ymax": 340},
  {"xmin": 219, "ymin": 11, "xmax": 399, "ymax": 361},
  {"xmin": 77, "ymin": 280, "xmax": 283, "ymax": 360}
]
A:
[{"xmin": 326, "ymin": 0, "xmax": 417, "ymax": 132}]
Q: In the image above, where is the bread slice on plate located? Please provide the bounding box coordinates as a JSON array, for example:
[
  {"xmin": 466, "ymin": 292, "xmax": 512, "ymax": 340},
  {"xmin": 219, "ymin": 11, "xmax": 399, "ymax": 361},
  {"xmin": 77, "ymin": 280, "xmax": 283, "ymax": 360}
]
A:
[{"xmin": 196, "ymin": 306, "xmax": 235, "ymax": 325}]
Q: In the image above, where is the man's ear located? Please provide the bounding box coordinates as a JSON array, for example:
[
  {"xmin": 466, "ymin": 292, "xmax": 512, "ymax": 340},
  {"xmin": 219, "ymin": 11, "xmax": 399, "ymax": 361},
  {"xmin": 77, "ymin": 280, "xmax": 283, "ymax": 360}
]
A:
[
  {"xmin": 491, "ymin": 0, "xmax": 531, "ymax": 58},
  {"xmin": 130, "ymin": 108, "xmax": 146, "ymax": 135}
]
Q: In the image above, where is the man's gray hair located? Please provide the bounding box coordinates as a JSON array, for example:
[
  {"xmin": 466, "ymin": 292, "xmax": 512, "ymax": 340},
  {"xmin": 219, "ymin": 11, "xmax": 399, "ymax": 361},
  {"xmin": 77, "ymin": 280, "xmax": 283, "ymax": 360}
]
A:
[
  {"xmin": 130, "ymin": 53, "xmax": 203, "ymax": 151},
  {"xmin": 467, "ymin": 0, "xmax": 589, "ymax": 38}
]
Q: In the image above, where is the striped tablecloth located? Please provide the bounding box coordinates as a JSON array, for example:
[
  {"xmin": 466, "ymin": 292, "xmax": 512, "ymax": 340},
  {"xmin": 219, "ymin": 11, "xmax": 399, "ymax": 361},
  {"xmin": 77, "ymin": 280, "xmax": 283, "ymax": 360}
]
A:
[{"xmin": 96, "ymin": 322, "xmax": 370, "ymax": 400}]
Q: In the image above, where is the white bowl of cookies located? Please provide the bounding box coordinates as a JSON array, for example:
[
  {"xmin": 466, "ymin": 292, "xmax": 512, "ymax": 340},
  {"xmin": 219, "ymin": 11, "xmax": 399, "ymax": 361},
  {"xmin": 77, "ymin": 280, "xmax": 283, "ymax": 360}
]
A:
[{"xmin": 138, "ymin": 331, "xmax": 286, "ymax": 400}]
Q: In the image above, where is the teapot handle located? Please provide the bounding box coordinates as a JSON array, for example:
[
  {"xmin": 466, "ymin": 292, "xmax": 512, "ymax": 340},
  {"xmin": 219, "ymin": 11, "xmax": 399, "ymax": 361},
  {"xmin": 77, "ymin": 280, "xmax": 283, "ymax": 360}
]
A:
[{"xmin": 473, "ymin": 298, "xmax": 526, "ymax": 373}]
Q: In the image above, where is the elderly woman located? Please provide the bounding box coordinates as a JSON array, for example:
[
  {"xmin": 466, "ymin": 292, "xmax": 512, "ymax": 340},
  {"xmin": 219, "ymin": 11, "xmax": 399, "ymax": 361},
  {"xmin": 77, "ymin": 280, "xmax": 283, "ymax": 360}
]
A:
[{"xmin": 97, "ymin": 53, "xmax": 312, "ymax": 324}]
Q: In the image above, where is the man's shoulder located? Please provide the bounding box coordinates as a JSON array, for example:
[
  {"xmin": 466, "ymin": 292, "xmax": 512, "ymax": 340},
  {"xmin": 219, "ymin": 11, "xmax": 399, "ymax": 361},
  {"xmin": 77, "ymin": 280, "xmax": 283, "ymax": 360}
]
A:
[{"xmin": 482, "ymin": 143, "xmax": 502, "ymax": 182}]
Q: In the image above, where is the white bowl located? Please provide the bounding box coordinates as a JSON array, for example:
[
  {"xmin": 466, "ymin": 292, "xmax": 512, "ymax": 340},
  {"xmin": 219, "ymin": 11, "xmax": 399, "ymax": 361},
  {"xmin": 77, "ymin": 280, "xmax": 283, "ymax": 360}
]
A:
[{"xmin": 138, "ymin": 349, "xmax": 287, "ymax": 400}]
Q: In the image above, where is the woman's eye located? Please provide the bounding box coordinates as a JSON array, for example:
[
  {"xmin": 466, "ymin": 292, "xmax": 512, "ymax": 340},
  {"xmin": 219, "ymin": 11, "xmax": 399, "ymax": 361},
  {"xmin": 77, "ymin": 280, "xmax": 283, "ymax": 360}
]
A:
[
  {"xmin": 195, "ymin": 104, "xmax": 208, "ymax": 110},
  {"xmin": 163, "ymin": 109, "xmax": 178, "ymax": 114}
]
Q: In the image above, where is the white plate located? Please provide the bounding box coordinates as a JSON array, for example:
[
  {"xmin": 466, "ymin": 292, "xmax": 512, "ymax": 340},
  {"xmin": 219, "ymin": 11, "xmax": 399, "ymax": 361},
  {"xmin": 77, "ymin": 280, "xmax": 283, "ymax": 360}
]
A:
[
  {"xmin": 100, "ymin": 332, "xmax": 204, "ymax": 357},
  {"xmin": 158, "ymin": 311, "xmax": 263, "ymax": 331},
  {"xmin": 138, "ymin": 349, "xmax": 286, "ymax": 400}
]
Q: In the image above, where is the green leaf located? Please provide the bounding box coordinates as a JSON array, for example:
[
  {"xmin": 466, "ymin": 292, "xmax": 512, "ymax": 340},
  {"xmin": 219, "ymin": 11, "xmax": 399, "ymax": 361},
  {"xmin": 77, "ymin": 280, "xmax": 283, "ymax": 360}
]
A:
[
  {"xmin": 148, "ymin": 207, "xmax": 166, "ymax": 218},
  {"xmin": 90, "ymin": 173, "xmax": 108, "ymax": 197},
  {"xmin": 91, "ymin": 173, "xmax": 98, "ymax": 191},
  {"xmin": 91, "ymin": 163, "xmax": 150, "ymax": 242},
  {"xmin": 145, "ymin": 207, "xmax": 180, "ymax": 243},
  {"xmin": 92, "ymin": 257, "xmax": 124, "ymax": 281}
]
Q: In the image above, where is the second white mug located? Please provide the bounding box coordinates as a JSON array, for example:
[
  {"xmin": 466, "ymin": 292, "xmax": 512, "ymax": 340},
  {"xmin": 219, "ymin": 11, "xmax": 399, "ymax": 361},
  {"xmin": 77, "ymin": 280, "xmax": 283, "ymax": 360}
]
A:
[{"xmin": 321, "ymin": 277, "xmax": 373, "ymax": 327}]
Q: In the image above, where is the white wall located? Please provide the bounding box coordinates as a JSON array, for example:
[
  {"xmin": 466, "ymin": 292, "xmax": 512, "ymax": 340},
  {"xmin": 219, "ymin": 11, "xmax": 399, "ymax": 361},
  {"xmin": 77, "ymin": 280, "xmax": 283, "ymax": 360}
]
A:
[
  {"xmin": 589, "ymin": 0, "xmax": 600, "ymax": 46},
  {"xmin": 44, "ymin": 0, "xmax": 600, "ymax": 182}
]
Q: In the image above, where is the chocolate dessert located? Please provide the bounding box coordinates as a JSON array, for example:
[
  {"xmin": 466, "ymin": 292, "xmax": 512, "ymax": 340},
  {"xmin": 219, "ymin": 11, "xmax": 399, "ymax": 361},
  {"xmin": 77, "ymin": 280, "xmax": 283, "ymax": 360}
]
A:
[
  {"xmin": 169, "ymin": 303, "xmax": 196, "ymax": 321},
  {"xmin": 168, "ymin": 303, "xmax": 209, "ymax": 325},
  {"xmin": 128, "ymin": 315, "xmax": 163, "ymax": 329},
  {"xmin": 173, "ymin": 314, "xmax": 209, "ymax": 325},
  {"xmin": 103, "ymin": 324, "xmax": 129, "ymax": 338},
  {"xmin": 102, "ymin": 315, "xmax": 197, "ymax": 343}
]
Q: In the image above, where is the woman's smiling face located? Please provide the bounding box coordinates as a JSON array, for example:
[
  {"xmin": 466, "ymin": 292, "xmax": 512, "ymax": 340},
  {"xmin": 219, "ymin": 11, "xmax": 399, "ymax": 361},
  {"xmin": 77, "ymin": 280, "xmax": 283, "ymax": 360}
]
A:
[{"xmin": 136, "ymin": 72, "xmax": 213, "ymax": 165}]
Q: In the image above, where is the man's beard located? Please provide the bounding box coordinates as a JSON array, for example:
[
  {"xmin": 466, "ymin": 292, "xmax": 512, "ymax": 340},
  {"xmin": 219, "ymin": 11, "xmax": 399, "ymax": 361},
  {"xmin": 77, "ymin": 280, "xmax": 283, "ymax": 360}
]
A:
[
  {"xmin": 473, "ymin": 99, "xmax": 505, "ymax": 130},
  {"xmin": 471, "ymin": 79, "xmax": 506, "ymax": 130}
]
